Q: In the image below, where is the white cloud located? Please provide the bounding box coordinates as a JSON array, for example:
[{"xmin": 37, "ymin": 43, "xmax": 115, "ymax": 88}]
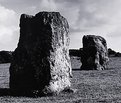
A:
[
  {"xmin": 38, "ymin": 0, "xmax": 57, "ymax": 11},
  {"xmin": 67, "ymin": 0, "xmax": 121, "ymax": 52},
  {"xmin": 1, "ymin": 0, "xmax": 121, "ymax": 52},
  {"xmin": 32, "ymin": 0, "xmax": 121, "ymax": 52},
  {"xmin": 0, "ymin": 5, "xmax": 19, "ymax": 50},
  {"xmin": 56, "ymin": 1, "xmax": 80, "ymax": 30}
]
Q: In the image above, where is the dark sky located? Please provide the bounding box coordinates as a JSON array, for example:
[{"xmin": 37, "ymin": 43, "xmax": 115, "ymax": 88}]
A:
[{"xmin": 0, "ymin": 0, "xmax": 121, "ymax": 52}]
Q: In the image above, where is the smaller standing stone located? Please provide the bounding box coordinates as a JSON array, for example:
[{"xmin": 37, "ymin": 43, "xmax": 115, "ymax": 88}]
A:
[{"xmin": 81, "ymin": 35, "xmax": 109, "ymax": 70}]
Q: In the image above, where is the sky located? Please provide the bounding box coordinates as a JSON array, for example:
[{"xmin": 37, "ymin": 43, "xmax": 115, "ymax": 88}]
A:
[{"xmin": 0, "ymin": 0, "xmax": 121, "ymax": 52}]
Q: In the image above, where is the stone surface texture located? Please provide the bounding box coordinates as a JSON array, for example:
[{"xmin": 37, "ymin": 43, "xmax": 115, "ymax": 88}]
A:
[
  {"xmin": 9, "ymin": 12, "xmax": 72, "ymax": 94},
  {"xmin": 81, "ymin": 35, "xmax": 109, "ymax": 70}
]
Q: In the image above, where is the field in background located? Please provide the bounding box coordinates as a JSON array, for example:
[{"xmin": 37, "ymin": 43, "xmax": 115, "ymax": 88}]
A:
[{"xmin": 0, "ymin": 57, "xmax": 121, "ymax": 102}]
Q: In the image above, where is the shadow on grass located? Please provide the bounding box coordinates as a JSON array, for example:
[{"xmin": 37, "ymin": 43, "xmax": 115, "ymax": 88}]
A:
[
  {"xmin": 72, "ymin": 69, "xmax": 80, "ymax": 71},
  {"xmin": 0, "ymin": 87, "xmax": 76, "ymax": 98},
  {"xmin": 0, "ymin": 88, "xmax": 74, "ymax": 97},
  {"xmin": 72, "ymin": 69, "xmax": 91, "ymax": 71},
  {"xmin": 0, "ymin": 88, "xmax": 53, "ymax": 97}
]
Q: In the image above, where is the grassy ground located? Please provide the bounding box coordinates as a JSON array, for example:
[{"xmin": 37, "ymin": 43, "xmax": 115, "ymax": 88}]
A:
[{"xmin": 0, "ymin": 57, "xmax": 121, "ymax": 102}]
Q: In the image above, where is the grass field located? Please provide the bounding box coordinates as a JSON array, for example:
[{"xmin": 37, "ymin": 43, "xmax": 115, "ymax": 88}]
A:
[{"xmin": 0, "ymin": 57, "xmax": 121, "ymax": 102}]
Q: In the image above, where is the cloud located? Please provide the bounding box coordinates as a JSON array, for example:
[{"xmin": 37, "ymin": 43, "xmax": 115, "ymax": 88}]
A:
[
  {"xmin": 70, "ymin": 0, "xmax": 120, "ymax": 32},
  {"xmin": 1, "ymin": 0, "xmax": 121, "ymax": 52},
  {"xmin": 39, "ymin": 0, "xmax": 57, "ymax": 11},
  {"xmin": 25, "ymin": 0, "xmax": 58, "ymax": 14},
  {"xmin": 0, "ymin": 5, "xmax": 19, "ymax": 50},
  {"xmin": 24, "ymin": 0, "xmax": 121, "ymax": 52},
  {"xmin": 66, "ymin": 0, "xmax": 121, "ymax": 51}
]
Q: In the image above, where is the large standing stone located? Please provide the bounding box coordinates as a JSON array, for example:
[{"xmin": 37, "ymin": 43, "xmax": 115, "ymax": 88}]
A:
[
  {"xmin": 81, "ymin": 35, "xmax": 109, "ymax": 70},
  {"xmin": 9, "ymin": 12, "xmax": 72, "ymax": 94}
]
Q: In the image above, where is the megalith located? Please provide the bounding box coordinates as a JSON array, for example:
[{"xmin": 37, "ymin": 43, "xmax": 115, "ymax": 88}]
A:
[
  {"xmin": 9, "ymin": 12, "xmax": 72, "ymax": 94},
  {"xmin": 81, "ymin": 35, "xmax": 109, "ymax": 70}
]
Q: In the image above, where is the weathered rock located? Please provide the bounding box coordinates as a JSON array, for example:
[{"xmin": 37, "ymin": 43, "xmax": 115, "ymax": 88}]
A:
[
  {"xmin": 9, "ymin": 12, "xmax": 72, "ymax": 94},
  {"xmin": 81, "ymin": 35, "xmax": 109, "ymax": 70}
]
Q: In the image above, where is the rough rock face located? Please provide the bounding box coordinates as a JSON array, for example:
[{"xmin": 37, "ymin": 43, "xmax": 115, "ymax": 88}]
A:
[
  {"xmin": 81, "ymin": 35, "xmax": 109, "ymax": 70},
  {"xmin": 9, "ymin": 12, "xmax": 72, "ymax": 94}
]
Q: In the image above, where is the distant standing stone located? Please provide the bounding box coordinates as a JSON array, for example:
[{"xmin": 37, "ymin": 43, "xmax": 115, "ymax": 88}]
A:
[
  {"xmin": 9, "ymin": 12, "xmax": 72, "ymax": 95},
  {"xmin": 81, "ymin": 35, "xmax": 109, "ymax": 70}
]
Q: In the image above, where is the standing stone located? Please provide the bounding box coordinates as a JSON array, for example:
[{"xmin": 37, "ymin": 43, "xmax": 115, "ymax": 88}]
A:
[
  {"xmin": 81, "ymin": 35, "xmax": 109, "ymax": 70},
  {"xmin": 9, "ymin": 12, "xmax": 72, "ymax": 94}
]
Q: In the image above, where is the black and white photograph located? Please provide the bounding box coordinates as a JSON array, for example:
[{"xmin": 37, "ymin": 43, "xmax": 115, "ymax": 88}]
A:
[{"xmin": 0, "ymin": 0, "xmax": 121, "ymax": 102}]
